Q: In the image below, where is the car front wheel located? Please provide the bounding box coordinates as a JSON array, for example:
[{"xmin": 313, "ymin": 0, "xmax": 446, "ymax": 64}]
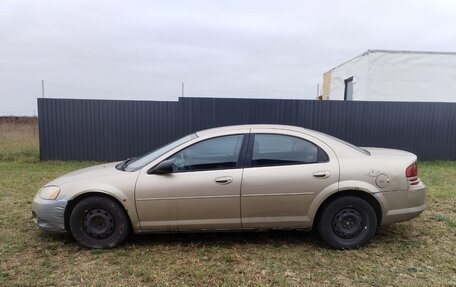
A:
[
  {"xmin": 69, "ymin": 196, "xmax": 130, "ymax": 248},
  {"xmin": 317, "ymin": 196, "xmax": 377, "ymax": 249}
]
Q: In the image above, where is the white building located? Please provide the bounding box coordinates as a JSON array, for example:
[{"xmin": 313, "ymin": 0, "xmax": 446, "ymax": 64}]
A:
[{"xmin": 321, "ymin": 50, "xmax": 456, "ymax": 102}]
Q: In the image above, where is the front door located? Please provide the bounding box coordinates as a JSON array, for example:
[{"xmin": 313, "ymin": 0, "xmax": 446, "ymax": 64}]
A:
[{"xmin": 135, "ymin": 134, "xmax": 247, "ymax": 231}]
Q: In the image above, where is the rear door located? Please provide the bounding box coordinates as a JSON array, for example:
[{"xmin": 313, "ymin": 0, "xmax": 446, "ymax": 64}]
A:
[{"xmin": 240, "ymin": 130, "xmax": 339, "ymax": 229}]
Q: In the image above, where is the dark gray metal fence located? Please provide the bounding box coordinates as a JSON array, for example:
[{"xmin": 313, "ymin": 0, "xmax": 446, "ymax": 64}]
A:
[{"xmin": 38, "ymin": 97, "xmax": 456, "ymax": 161}]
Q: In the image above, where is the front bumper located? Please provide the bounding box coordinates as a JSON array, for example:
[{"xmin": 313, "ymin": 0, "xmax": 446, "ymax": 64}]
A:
[
  {"xmin": 378, "ymin": 182, "xmax": 426, "ymax": 225},
  {"xmin": 32, "ymin": 194, "xmax": 68, "ymax": 233}
]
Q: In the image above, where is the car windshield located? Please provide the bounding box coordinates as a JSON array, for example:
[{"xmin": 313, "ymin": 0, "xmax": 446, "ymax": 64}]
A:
[{"xmin": 124, "ymin": 133, "xmax": 197, "ymax": 171}]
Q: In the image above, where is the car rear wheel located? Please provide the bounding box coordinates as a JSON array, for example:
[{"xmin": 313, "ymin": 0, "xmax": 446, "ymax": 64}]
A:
[
  {"xmin": 69, "ymin": 196, "xmax": 130, "ymax": 248},
  {"xmin": 317, "ymin": 196, "xmax": 377, "ymax": 249}
]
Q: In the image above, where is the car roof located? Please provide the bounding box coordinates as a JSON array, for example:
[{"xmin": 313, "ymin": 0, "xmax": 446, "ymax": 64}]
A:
[{"xmin": 196, "ymin": 124, "xmax": 312, "ymax": 136}]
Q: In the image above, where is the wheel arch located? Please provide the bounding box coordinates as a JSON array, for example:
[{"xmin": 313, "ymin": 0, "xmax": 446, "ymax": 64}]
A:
[
  {"xmin": 312, "ymin": 190, "xmax": 383, "ymax": 228},
  {"xmin": 64, "ymin": 192, "xmax": 133, "ymax": 233}
]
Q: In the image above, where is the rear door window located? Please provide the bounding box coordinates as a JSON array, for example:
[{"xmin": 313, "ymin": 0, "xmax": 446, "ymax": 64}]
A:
[{"xmin": 250, "ymin": 134, "xmax": 328, "ymax": 167}]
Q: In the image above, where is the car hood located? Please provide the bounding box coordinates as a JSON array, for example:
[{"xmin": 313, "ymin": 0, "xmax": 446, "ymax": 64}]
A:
[{"xmin": 46, "ymin": 162, "xmax": 122, "ymax": 186}]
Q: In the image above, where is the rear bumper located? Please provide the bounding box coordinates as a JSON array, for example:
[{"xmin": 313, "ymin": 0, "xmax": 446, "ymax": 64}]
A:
[
  {"xmin": 377, "ymin": 183, "xmax": 426, "ymax": 225},
  {"xmin": 32, "ymin": 194, "xmax": 68, "ymax": 233}
]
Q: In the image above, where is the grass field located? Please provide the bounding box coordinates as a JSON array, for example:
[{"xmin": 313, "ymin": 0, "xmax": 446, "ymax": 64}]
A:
[
  {"xmin": 0, "ymin": 117, "xmax": 39, "ymax": 162},
  {"xmin": 0, "ymin": 119, "xmax": 455, "ymax": 286}
]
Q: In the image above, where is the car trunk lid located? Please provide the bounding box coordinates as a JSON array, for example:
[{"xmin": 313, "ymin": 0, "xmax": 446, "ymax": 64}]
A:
[{"xmin": 362, "ymin": 147, "xmax": 416, "ymax": 161}]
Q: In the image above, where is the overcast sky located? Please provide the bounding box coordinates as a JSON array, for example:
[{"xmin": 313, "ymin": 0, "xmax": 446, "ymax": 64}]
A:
[{"xmin": 1, "ymin": 0, "xmax": 455, "ymax": 115}]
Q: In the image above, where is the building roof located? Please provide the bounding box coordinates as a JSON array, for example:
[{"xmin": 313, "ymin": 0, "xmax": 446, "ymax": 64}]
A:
[
  {"xmin": 327, "ymin": 49, "xmax": 456, "ymax": 73},
  {"xmin": 367, "ymin": 49, "xmax": 456, "ymax": 56}
]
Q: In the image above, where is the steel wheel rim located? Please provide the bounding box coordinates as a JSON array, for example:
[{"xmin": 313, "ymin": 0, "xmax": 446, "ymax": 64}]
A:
[
  {"xmin": 332, "ymin": 207, "xmax": 365, "ymax": 239},
  {"xmin": 83, "ymin": 208, "xmax": 116, "ymax": 240}
]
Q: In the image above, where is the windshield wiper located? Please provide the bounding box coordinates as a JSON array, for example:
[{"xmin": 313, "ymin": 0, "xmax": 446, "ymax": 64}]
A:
[{"xmin": 116, "ymin": 157, "xmax": 136, "ymax": 171}]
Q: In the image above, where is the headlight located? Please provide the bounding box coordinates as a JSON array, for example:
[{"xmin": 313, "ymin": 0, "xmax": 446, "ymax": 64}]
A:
[{"xmin": 38, "ymin": 186, "xmax": 61, "ymax": 200}]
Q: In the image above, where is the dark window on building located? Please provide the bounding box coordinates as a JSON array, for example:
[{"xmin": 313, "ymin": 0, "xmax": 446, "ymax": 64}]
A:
[{"xmin": 344, "ymin": 77, "xmax": 354, "ymax": 101}]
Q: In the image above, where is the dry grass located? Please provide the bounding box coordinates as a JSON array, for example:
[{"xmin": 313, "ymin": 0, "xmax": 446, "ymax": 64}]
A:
[
  {"xmin": 0, "ymin": 117, "xmax": 39, "ymax": 162},
  {"xmin": 0, "ymin": 120, "xmax": 455, "ymax": 286}
]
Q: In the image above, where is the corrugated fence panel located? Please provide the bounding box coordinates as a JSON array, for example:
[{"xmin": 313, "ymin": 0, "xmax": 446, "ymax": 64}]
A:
[
  {"xmin": 38, "ymin": 97, "xmax": 456, "ymax": 161},
  {"xmin": 38, "ymin": 98, "xmax": 181, "ymax": 161}
]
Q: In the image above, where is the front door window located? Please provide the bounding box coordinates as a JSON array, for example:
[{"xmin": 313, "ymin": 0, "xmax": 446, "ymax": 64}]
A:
[{"xmin": 169, "ymin": 134, "xmax": 244, "ymax": 172}]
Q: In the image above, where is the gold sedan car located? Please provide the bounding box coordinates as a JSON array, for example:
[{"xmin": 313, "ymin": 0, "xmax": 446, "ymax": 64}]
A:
[{"xmin": 32, "ymin": 125, "xmax": 426, "ymax": 249}]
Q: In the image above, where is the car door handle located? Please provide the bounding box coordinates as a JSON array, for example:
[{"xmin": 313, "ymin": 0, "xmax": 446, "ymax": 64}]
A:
[
  {"xmin": 214, "ymin": 176, "xmax": 233, "ymax": 185},
  {"xmin": 313, "ymin": 171, "xmax": 330, "ymax": 179}
]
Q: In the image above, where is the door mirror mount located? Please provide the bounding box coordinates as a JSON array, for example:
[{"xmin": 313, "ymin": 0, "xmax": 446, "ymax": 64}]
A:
[{"xmin": 148, "ymin": 159, "xmax": 174, "ymax": 174}]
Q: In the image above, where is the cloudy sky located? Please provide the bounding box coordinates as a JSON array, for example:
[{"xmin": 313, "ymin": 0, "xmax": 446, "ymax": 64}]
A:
[{"xmin": 1, "ymin": 0, "xmax": 455, "ymax": 115}]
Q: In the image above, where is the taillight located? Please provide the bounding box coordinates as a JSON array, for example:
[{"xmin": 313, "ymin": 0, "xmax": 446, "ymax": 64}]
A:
[
  {"xmin": 406, "ymin": 161, "xmax": 419, "ymax": 185},
  {"xmin": 406, "ymin": 161, "xmax": 418, "ymax": 177}
]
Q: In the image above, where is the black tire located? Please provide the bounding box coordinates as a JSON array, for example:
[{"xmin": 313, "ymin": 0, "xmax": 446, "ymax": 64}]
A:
[
  {"xmin": 317, "ymin": 196, "xmax": 377, "ymax": 249},
  {"xmin": 69, "ymin": 196, "xmax": 130, "ymax": 249}
]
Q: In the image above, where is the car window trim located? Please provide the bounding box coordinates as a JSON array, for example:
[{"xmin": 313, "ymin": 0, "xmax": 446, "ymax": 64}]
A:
[
  {"xmin": 244, "ymin": 133, "xmax": 330, "ymax": 168},
  {"xmin": 236, "ymin": 133, "xmax": 250, "ymax": 169},
  {"xmin": 243, "ymin": 133, "xmax": 254, "ymax": 168}
]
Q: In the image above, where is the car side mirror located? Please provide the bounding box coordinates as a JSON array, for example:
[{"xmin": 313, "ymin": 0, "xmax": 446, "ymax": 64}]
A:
[{"xmin": 148, "ymin": 159, "xmax": 174, "ymax": 174}]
